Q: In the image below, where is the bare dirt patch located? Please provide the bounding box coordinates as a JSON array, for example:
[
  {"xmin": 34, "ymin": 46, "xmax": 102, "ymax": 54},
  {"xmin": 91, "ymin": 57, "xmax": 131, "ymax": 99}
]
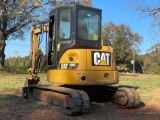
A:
[{"xmin": 141, "ymin": 88, "xmax": 160, "ymax": 112}]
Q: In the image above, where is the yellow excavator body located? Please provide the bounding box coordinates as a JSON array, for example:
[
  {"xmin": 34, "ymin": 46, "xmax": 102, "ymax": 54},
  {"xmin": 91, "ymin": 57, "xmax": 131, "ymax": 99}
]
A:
[
  {"xmin": 48, "ymin": 46, "xmax": 119, "ymax": 85},
  {"xmin": 23, "ymin": 3, "xmax": 141, "ymax": 116}
]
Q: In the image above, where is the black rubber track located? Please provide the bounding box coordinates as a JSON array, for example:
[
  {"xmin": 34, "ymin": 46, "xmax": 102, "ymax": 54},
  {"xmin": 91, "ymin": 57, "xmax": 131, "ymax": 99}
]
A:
[{"xmin": 27, "ymin": 85, "xmax": 90, "ymax": 115}]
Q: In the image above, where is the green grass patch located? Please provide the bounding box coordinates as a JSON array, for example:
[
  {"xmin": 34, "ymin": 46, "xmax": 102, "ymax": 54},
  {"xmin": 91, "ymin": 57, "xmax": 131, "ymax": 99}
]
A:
[
  {"xmin": 0, "ymin": 73, "xmax": 50, "ymax": 91},
  {"xmin": 119, "ymin": 73, "xmax": 160, "ymax": 100}
]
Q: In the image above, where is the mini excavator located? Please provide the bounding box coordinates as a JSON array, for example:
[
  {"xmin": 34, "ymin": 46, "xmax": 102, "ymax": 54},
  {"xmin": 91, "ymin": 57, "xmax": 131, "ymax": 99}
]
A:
[{"xmin": 22, "ymin": 4, "xmax": 140, "ymax": 115}]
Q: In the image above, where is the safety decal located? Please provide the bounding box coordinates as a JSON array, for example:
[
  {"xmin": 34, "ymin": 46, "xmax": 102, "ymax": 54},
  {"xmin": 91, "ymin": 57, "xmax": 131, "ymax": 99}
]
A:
[
  {"xmin": 92, "ymin": 51, "xmax": 111, "ymax": 66},
  {"xmin": 57, "ymin": 44, "xmax": 61, "ymax": 51}
]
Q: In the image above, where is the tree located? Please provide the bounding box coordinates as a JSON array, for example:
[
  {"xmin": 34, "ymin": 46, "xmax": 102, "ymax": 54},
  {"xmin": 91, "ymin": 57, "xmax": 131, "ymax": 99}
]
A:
[
  {"xmin": 54, "ymin": 0, "xmax": 92, "ymax": 8},
  {"xmin": 0, "ymin": 0, "xmax": 93, "ymax": 67},
  {"xmin": 146, "ymin": 43, "xmax": 160, "ymax": 53},
  {"xmin": 0, "ymin": 0, "xmax": 55, "ymax": 67},
  {"xmin": 102, "ymin": 22, "xmax": 142, "ymax": 65},
  {"xmin": 77, "ymin": 0, "xmax": 92, "ymax": 6},
  {"xmin": 142, "ymin": 51, "xmax": 160, "ymax": 74},
  {"xmin": 129, "ymin": 0, "xmax": 160, "ymax": 18},
  {"xmin": 129, "ymin": 0, "xmax": 160, "ymax": 43},
  {"xmin": 128, "ymin": 0, "xmax": 160, "ymax": 74}
]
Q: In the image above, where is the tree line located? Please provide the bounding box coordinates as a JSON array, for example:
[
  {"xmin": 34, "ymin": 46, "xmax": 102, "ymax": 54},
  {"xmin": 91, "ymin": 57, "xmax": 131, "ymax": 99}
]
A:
[
  {"xmin": 1, "ymin": 0, "xmax": 160, "ymax": 74},
  {"xmin": 3, "ymin": 22, "xmax": 160, "ymax": 74},
  {"xmin": 3, "ymin": 49, "xmax": 46, "ymax": 74}
]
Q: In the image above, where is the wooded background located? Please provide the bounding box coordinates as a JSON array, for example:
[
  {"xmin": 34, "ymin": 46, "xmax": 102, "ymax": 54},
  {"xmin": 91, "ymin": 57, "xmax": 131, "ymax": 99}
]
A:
[{"xmin": 0, "ymin": 0, "xmax": 160, "ymax": 74}]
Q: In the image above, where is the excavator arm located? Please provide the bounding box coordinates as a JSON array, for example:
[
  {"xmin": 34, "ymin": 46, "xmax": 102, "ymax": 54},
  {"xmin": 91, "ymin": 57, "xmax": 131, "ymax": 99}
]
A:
[{"xmin": 25, "ymin": 24, "xmax": 48, "ymax": 87}]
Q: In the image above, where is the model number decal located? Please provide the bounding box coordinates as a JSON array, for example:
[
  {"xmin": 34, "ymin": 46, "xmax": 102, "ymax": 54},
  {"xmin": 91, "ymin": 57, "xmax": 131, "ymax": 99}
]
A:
[
  {"xmin": 60, "ymin": 63, "xmax": 79, "ymax": 69},
  {"xmin": 92, "ymin": 51, "xmax": 111, "ymax": 66}
]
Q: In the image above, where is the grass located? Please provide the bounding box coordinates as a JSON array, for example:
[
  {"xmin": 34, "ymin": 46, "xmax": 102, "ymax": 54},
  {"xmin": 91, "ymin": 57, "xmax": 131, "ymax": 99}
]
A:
[
  {"xmin": 118, "ymin": 73, "xmax": 160, "ymax": 101},
  {"xmin": 0, "ymin": 73, "xmax": 50, "ymax": 91},
  {"xmin": 0, "ymin": 72, "xmax": 160, "ymax": 94},
  {"xmin": 0, "ymin": 72, "xmax": 160, "ymax": 120},
  {"xmin": 0, "ymin": 72, "xmax": 160, "ymax": 105},
  {"xmin": 0, "ymin": 73, "xmax": 53, "ymax": 119}
]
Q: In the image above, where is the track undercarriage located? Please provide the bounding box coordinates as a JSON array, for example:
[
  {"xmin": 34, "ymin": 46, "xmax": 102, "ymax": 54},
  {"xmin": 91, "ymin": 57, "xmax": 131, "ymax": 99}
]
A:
[
  {"xmin": 23, "ymin": 83, "xmax": 140, "ymax": 115},
  {"xmin": 23, "ymin": 85, "xmax": 90, "ymax": 115}
]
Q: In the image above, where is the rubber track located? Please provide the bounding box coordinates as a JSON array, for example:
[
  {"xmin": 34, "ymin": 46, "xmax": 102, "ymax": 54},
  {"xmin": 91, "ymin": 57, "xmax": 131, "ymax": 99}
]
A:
[
  {"xmin": 130, "ymin": 88, "xmax": 141, "ymax": 106},
  {"xmin": 28, "ymin": 85, "xmax": 90, "ymax": 115},
  {"xmin": 117, "ymin": 87, "xmax": 135, "ymax": 107},
  {"xmin": 107, "ymin": 87, "xmax": 141, "ymax": 108},
  {"xmin": 117, "ymin": 87, "xmax": 141, "ymax": 108}
]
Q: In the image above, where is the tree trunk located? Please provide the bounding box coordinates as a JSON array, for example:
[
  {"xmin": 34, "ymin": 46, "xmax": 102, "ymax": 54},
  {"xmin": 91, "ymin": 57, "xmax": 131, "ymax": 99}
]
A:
[{"xmin": 0, "ymin": 30, "xmax": 6, "ymax": 67}]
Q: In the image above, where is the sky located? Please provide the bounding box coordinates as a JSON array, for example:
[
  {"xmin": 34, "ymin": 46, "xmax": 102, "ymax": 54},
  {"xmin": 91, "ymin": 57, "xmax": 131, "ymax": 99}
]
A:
[{"xmin": 5, "ymin": 0, "xmax": 158, "ymax": 58}]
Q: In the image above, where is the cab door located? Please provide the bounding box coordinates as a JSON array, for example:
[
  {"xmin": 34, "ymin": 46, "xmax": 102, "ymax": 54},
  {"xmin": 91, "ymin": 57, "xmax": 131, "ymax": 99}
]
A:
[
  {"xmin": 48, "ymin": 12, "xmax": 56, "ymax": 68},
  {"xmin": 48, "ymin": 8, "xmax": 75, "ymax": 69}
]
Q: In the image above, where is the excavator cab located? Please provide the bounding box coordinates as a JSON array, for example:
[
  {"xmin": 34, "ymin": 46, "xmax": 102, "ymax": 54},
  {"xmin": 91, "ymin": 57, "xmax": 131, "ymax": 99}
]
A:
[
  {"xmin": 47, "ymin": 4, "xmax": 118, "ymax": 85},
  {"xmin": 48, "ymin": 4, "xmax": 101, "ymax": 69}
]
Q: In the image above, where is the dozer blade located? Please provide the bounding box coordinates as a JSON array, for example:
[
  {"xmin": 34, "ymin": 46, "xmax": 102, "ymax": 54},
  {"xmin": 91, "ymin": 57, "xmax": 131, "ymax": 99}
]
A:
[{"xmin": 26, "ymin": 85, "xmax": 90, "ymax": 115}]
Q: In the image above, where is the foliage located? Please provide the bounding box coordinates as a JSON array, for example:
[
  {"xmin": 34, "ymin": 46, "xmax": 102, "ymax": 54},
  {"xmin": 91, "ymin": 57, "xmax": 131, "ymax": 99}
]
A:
[
  {"xmin": 146, "ymin": 43, "xmax": 160, "ymax": 53},
  {"xmin": 0, "ymin": 0, "xmax": 55, "ymax": 66},
  {"xmin": 128, "ymin": 0, "xmax": 160, "ymax": 74},
  {"xmin": 142, "ymin": 51, "xmax": 160, "ymax": 74},
  {"xmin": 133, "ymin": 43, "xmax": 160, "ymax": 74},
  {"xmin": 76, "ymin": 0, "xmax": 92, "ymax": 7},
  {"xmin": 0, "ymin": 0, "xmax": 56, "ymax": 40},
  {"xmin": 4, "ymin": 56, "xmax": 30, "ymax": 74},
  {"xmin": 126, "ymin": 54, "xmax": 144, "ymax": 73},
  {"xmin": 0, "ymin": 0, "xmax": 93, "ymax": 67},
  {"xmin": 0, "ymin": 0, "xmax": 92, "ymax": 40},
  {"xmin": 54, "ymin": 0, "xmax": 92, "ymax": 8},
  {"xmin": 102, "ymin": 22, "xmax": 143, "ymax": 70},
  {"xmin": 36, "ymin": 49, "xmax": 47, "ymax": 72},
  {"xmin": 3, "ymin": 55, "xmax": 46, "ymax": 74}
]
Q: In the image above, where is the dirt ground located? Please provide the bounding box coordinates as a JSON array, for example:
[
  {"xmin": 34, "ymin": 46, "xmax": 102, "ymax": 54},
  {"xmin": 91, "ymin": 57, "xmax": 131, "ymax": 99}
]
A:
[{"xmin": 0, "ymin": 90, "xmax": 159, "ymax": 120}]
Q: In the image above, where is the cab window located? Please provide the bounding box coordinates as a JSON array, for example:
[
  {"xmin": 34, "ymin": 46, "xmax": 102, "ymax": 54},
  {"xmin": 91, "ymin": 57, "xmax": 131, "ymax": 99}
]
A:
[
  {"xmin": 78, "ymin": 10, "xmax": 100, "ymax": 41},
  {"xmin": 58, "ymin": 9, "xmax": 71, "ymax": 40}
]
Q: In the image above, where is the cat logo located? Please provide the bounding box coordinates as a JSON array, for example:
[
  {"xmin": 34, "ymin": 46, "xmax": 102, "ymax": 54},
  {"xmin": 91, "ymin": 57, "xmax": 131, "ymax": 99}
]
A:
[
  {"xmin": 59, "ymin": 63, "xmax": 79, "ymax": 69},
  {"xmin": 92, "ymin": 51, "xmax": 111, "ymax": 66},
  {"xmin": 60, "ymin": 63, "xmax": 68, "ymax": 69}
]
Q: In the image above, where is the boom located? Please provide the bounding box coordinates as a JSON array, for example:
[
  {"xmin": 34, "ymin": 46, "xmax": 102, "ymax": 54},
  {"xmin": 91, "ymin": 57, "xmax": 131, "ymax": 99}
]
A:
[{"xmin": 28, "ymin": 24, "xmax": 48, "ymax": 80}]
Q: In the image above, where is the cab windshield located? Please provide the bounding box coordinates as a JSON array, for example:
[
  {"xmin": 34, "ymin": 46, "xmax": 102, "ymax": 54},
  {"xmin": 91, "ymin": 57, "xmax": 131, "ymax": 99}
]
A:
[{"xmin": 78, "ymin": 10, "xmax": 100, "ymax": 41}]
